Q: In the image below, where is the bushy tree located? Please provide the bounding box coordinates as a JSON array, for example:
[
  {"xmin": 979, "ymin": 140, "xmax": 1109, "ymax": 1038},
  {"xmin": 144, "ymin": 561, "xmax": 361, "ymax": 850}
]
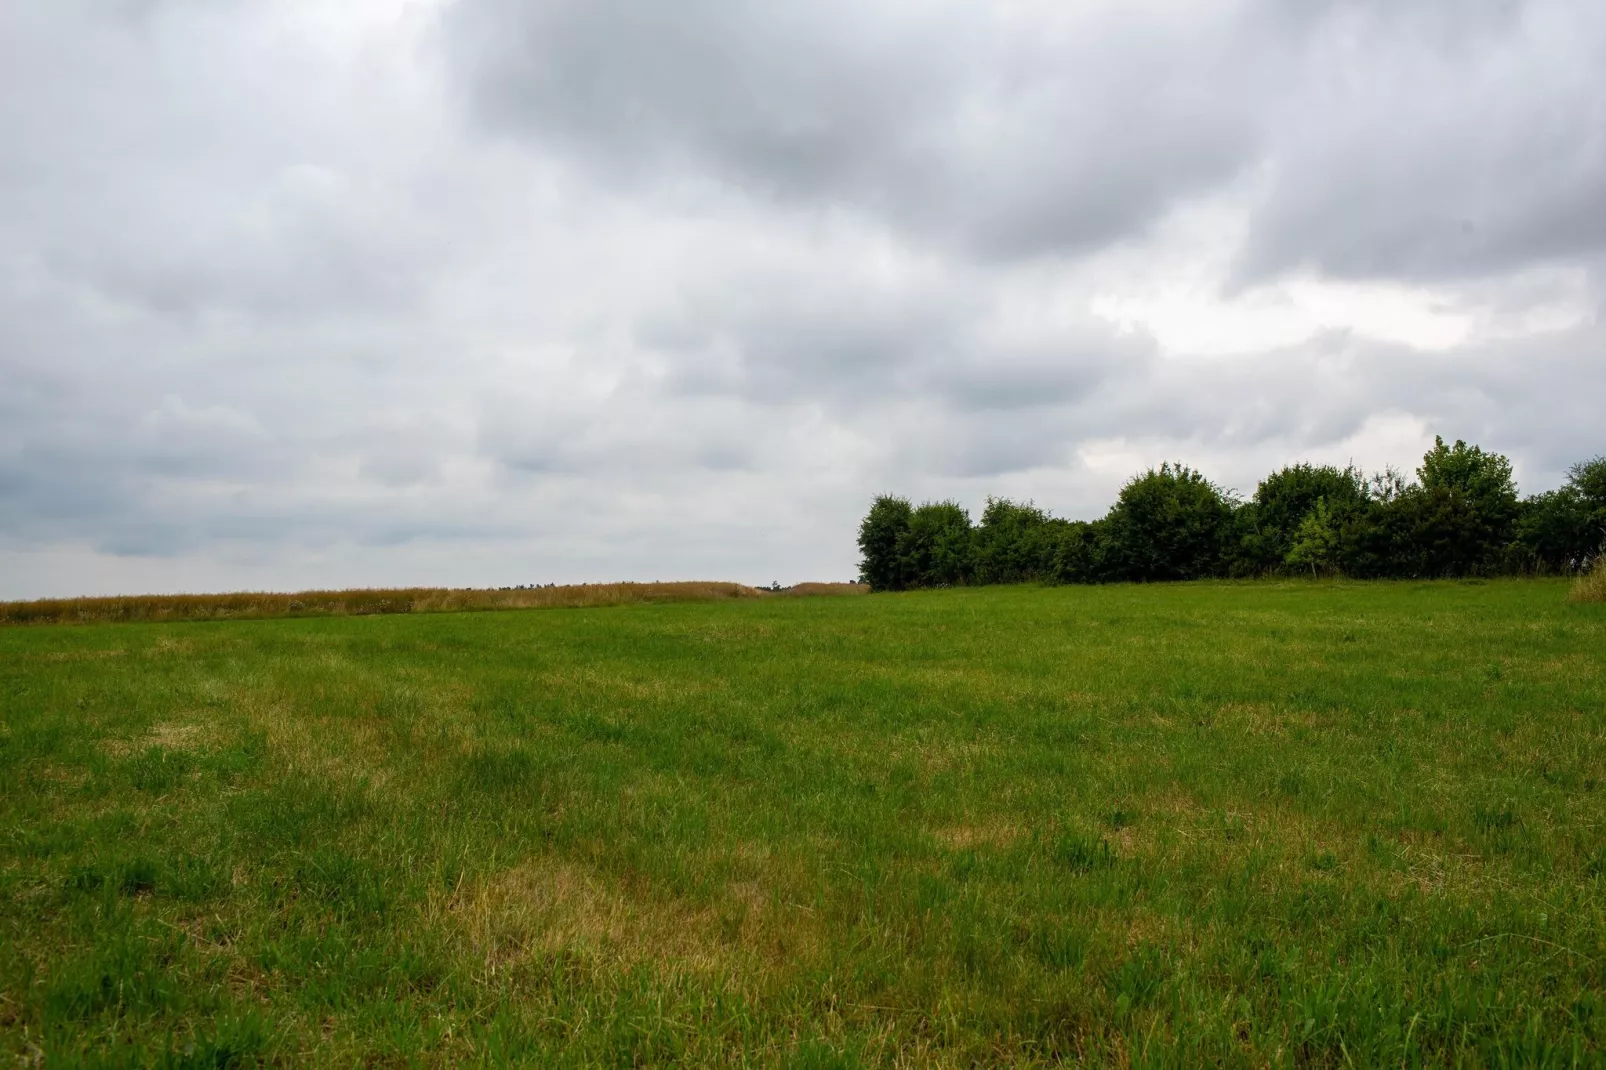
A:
[
  {"xmin": 1571, "ymin": 456, "xmax": 1606, "ymax": 507},
  {"xmin": 1051, "ymin": 519, "xmax": 1114, "ymax": 583},
  {"xmin": 1570, "ymin": 456, "xmax": 1606, "ymax": 563},
  {"xmin": 973, "ymin": 498, "xmax": 1059, "ymax": 584},
  {"xmin": 898, "ymin": 501, "xmax": 974, "ymax": 588},
  {"xmin": 1512, "ymin": 456, "xmax": 1606, "ymax": 573},
  {"xmin": 1418, "ymin": 436, "xmax": 1519, "ymax": 561},
  {"xmin": 1284, "ymin": 498, "xmax": 1339, "ymax": 576},
  {"xmin": 1340, "ymin": 483, "xmax": 1493, "ymax": 578},
  {"xmin": 1419, "ymin": 437, "xmax": 1517, "ymax": 511},
  {"xmin": 1237, "ymin": 464, "xmax": 1366, "ymax": 574},
  {"xmin": 858, "ymin": 444, "xmax": 1602, "ymax": 589},
  {"xmin": 857, "ymin": 496, "xmax": 912, "ymax": 592},
  {"xmin": 1513, "ymin": 489, "xmax": 1590, "ymax": 573},
  {"xmin": 1103, "ymin": 463, "xmax": 1235, "ymax": 582},
  {"xmin": 1333, "ymin": 439, "xmax": 1521, "ymax": 578}
]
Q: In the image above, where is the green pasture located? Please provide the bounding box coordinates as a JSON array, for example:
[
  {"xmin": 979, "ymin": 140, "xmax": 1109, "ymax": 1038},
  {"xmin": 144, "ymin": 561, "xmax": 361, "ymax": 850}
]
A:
[{"xmin": 2, "ymin": 581, "xmax": 1604, "ymax": 1066}]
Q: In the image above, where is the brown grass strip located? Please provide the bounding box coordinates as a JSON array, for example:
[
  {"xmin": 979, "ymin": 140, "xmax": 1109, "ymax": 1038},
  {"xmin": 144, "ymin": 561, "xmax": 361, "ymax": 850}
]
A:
[
  {"xmin": 0, "ymin": 581, "xmax": 766, "ymax": 626},
  {"xmin": 782, "ymin": 582, "xmax": 869, "ymax": 596},
  {"xmin": 1570, "ymin": 569, "xmax": 1606, "ymax": 603}
]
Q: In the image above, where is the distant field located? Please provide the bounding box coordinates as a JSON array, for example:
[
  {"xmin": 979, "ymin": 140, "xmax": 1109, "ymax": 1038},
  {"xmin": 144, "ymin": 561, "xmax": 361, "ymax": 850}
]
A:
[
  {"xmin": 0, "ymin": 581, "xmax": 813, "ymax": 627},
  {"xmin": 2, "ymin": 581, "xmax": 1603, "ymax": 1066}
]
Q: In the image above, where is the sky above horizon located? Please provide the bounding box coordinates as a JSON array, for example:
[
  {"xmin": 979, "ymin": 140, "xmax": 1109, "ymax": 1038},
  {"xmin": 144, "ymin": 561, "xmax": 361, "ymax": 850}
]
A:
[{"xmin": 2, "ymin": 0, "xmax": 1603, "ymax": 598}]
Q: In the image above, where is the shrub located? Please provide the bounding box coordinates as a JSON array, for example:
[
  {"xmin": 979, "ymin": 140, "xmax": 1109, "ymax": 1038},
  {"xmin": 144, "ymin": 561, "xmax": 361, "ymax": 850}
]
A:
[
  {"xmin": 1103, "ymin": 464, "xmax": 1235, "ymax": 582},
  {"xmin": 1418, "ymin": 436, "xmax": 1519, "ymax": 565},
  {"xmin": 858, "ymin": 496, "xmax": 913, "ymax": 592},
  {"xmin": 1051, "ymin": 519, "xmax": 1113, "ymax": 584},
  {"xmin": 857, "ymin": 442, "xmax": 1602, "ymax": 590},
  {"xmin": 1512, "ymin": 488, "xmax": 1592, "ymax": 574},
  {"xmin": 1237, "ymin": 464, "xmax": 1366, "ymax": 575},
  {"xmin": 1285, "ymin": 498, "xmax": 1340, "ymax": 576},
  {"xmin": 973, "ymin": 498, "xmax": 1059, "ymax": 585},
  {"xmin": 899, "ymin": 501, "xmax": 974, "ymax": 588}
]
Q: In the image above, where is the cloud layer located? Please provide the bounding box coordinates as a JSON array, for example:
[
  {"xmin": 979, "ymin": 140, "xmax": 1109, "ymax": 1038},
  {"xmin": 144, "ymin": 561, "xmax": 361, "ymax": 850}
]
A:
[{"xmin": 1, "ymin": 0, "xmax": 1601, "ymax": 597}]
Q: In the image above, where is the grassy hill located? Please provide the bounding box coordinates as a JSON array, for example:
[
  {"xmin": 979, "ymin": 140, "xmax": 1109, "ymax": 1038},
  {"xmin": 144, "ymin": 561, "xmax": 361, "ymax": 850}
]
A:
[{"xmin": 1, "ymin": 580, "xmax": 1602, "ymax": 1065}]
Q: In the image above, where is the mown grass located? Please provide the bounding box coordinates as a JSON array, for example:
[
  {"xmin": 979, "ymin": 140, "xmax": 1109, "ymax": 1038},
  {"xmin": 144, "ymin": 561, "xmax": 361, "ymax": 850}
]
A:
[{"xmin": 1, "ymin": 580, "xmax": 1603, "ymax": 1066}]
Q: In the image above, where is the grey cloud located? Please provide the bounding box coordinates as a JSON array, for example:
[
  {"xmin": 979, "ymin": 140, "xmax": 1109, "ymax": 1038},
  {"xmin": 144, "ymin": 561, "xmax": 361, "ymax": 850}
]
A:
[
  {"xmin": 3, "ymin": 0, "xmax": 1605, "ymax": 598},
  {"xmin": 1238, "ymin": 0, "xmax": 1606, "ymax": 283},
  {"xmin": 640, "ymin": 273, "xmax": 980, "ymax": 406},
  {"xmin": 44, "ymin": 167, "xmax": 432, "ymax": 320},
  {"xmin": 448, "ymin": 0, "xmax": 1606, "ymax": 285},
  {"xmin": 636, "ymin": 261, "xmax": 1153, "ymax": 416},
  {"xmin": 446, "ymin": 0, "xmax": 1263, "ymax": 259},
  {"xmin": 478, "ymin": 390, "xmax": 778, "ymax": 479}
]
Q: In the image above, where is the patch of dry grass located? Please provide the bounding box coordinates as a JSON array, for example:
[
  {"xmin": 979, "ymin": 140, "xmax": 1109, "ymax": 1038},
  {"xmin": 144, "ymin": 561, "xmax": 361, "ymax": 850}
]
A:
[
  {"xmin": 447, "ymin": 855, "xmax": 821, "ymax": 989},
  {"xmin": 781, "ymin": 583, "xmax": 869, "ymax": 597},
  {"xmin": 929, "ymin": 820, "xmax": 1023, "ymax": 851},
  {"xmin": 1570, "ymin": 567, "xmax": 1606, "ymax": 603},
  {"xmin": 0, "ymin": 581, "xmax": 766, "ymax": 627}
]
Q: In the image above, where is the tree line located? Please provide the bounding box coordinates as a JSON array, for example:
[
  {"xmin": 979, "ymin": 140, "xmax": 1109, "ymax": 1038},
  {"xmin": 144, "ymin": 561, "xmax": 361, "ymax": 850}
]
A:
[{"xmin": 858, "ymin": 438, "xmax": 1606, "ymax": 591}]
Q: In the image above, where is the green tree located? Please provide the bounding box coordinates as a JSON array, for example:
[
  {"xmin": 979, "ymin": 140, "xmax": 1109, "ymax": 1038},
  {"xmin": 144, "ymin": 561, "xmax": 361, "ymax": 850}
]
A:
[
  {"xmin": 1103, "ymin": 463, "xmax": 1235, "ymax": 582},
  {"xmin": 1569, "ymin": 456, "xmax": 1606, "ymax": 560},
  {"xmin": 857, "ymin": 496, "xmax": 913, "ymax": 592},
  {"xmin": 1238, "ymin": 464, "xmax": 1366, "ymax": 574},
  {"xmin": 1514, "ymin": 456, "xmax": 1606, "ymax": 573},
  {"xmin": 1285, "ymin": 498, "xmax": 1339, "ymax": 576},
  {"xmin": 1513, "ymin": 488, "xmax": 1589, "ymax": 573},
  {"xmin": 1419, "ymin": 436, "xmax": 1519, "ymax": 545},
  {"xmin": 1051, "ymin": 518, "xmax": 1115, "ymax": 584},
  {"xmin": 973, "ymin": 498, "xmax": 1059, "ymax": 584},
  {"xmin": 898, "ymin": 501, "xmax": 974, "ymax": 588}
]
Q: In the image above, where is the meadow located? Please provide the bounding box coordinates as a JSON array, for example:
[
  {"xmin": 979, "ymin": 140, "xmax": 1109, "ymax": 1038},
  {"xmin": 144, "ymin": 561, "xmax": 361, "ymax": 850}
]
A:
[
  {"xmin": 0, "ymin": 581, "xmax": 783, "ymax": 627},
  {"xmin": 1, "ymin": 580, "xmax": 1604, "ymax": 1066}
]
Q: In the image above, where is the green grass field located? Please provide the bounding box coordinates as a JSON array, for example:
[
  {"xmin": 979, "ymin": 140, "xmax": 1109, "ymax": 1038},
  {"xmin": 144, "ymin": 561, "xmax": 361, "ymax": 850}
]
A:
[{"xmin": 3, "ymin": 581, "xmax": 1604, "ymax": 1067}]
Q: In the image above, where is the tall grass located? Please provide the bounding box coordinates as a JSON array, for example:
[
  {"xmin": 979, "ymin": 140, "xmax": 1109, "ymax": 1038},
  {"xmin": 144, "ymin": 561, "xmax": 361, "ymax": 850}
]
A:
[
  {"xmin": 1572, "ymin": 567, "xmax": 1606, "ymax": 603},
  {"xmin": 0, "ymin": 581, "xmax": 768, "ymax": 627}
]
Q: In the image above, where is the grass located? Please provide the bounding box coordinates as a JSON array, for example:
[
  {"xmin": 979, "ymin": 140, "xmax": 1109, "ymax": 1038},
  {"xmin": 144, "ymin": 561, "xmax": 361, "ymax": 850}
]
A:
[
  {"xmin": 0, "ymin": 581, "xmax": 778, "ymax": 627},
  {"xmin": 1574, "ymin": 569, "xmax": 1606, "ymax": 603},
  {"xmin": 1, "ymin": 579, "xmax": 1603, "ymax": 1066}
]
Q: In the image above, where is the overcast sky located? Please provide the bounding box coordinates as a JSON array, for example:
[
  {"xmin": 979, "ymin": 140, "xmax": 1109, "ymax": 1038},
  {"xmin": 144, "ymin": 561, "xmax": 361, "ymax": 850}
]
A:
[{"xmin": 2, "ymin": 0, "xmax": 1602, "ymax": 598}]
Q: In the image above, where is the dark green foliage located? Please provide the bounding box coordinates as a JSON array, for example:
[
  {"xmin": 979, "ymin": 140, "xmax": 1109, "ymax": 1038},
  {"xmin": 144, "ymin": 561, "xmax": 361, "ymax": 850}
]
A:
[
  {"xmin": 856, "ymin": 495, "xmax": 913, "ymax": 591},
  {"xmin": 1102, "ymin": 463, "xmax": 1235, "ymax": 582},
  {"xmin": 1515, "ymin": 488, "xmax": 1592, "ymax": 572},
  {"xmin": 1050, "ymin": 518, "xmax": 1112, "ymax": 584},
  {"xmin": 1340, "ymin": 484, "xmax": 1495, "ymax": 578},
  {"xmin": 1572, "ymin": 455, "xmax": 1606, "ymax": 504},
  {"xmin": 1575, "ymin": 456, "xmax": 1606, "ymax": 563},
  {"xmin": 1237, "ymin": 464, "xmax": 1367, "ymax": 575},
  {"xmin": 1513, "ymin": 456, "xmax": 1606, "ymax": 573},
  {"xmin": 860, "ymin": 437, "xmax": 1601, "ymax": 587},
  {"xmin": 1419, "ymin": 436, "xmax": 1519, "ymax": 530},
  {"xmin": 972, "ymin": 498, "xmax": 1059, "ymax": 584},
  {"xmin": 898, "ymin": 501, "xmax": 974, "ymax": 588}
]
